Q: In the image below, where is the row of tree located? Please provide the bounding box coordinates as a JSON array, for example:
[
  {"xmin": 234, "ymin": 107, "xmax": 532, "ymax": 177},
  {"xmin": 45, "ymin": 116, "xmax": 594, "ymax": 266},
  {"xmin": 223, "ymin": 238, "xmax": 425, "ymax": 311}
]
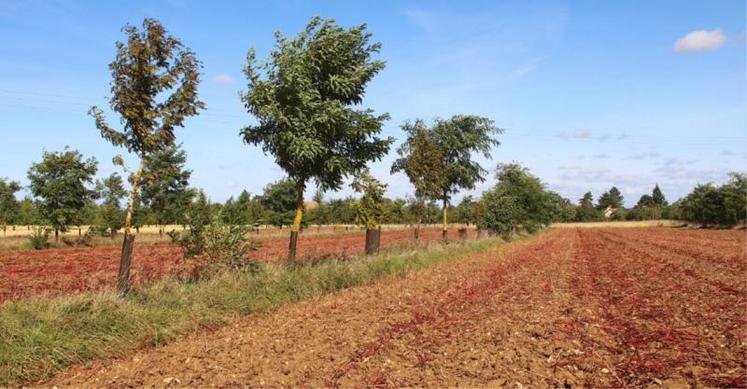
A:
[
  {"xmin": 0, "ymin": 145, "xmax": 192, "ymax": 240},
  {"xmin": 4, "ymin": 152, "xmax": 743, "ymax": 238},
  {"xmin": 1, "ymin": 17, "xmax": 744, "ymax": 298}
]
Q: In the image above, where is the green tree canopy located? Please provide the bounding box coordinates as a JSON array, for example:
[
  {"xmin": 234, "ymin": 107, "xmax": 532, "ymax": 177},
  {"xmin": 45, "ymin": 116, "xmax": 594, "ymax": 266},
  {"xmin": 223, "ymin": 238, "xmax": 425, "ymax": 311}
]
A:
[
  {"xmin": 576, "ymin": 191, "xmax": 600, "ymax": 222},
  {"xmin": 678, "ymin": 173, "xmax": 746, "ymax": 226},
  {"xmin": 393, "ymin": 115, "xmax": 502, "ymax": 238},
  {"xmin": 636, "ymin": 194, "xmax": 655, "ymax": 208},
  {"xmin": 351, "ymin": 170, "xmax": 387, "ymax": 229},
  {"xmin": 240, "ymin": 17, "xmax": 392, "ymax": 192},
  {"xmin": 240, "ymin": 16, "xmax": 392, "ymax": 260},
  {"xmin": 432, "ymin": 116, "xmax": 503, "ymax": 202},
  {"xmin": 391, "ymin": 120, "xmax": 446, "ymax": 203},
  {"xmin": 97, "ymin": 173, "xmax": 127, "ymax": 208},
  {"xmin": 478, "ymin": 163, "xmax": 562, "ymax": 235},
  {"xmin": 17, "ymin": 197, "xmax": 41, "ymax": 225},
  {"xmin": 597, "ymin": 186, "xmax": 624, "ymax": 210},
  {"xmin": 221, "ymin": 190, "xmax": 264, "ymax": 226},
  {"xmin": 652, "ymin": 184, "xmax": 667, "ymax": 206},
  {"xmin": 259, "ymin": 179, "xmax": 298, "ymax": 228},
  {"xmin": 139, "ymin": 144, "xmax": 195, "ymax": 227},
  {"xmin": 27, "ymin": 149, "xmax": 98, "ymax": 239},
  {"xmin": 94, "ymin": 173, "xmax": 127, "ymax": 237},
  {"xmin": 0, "ymin": 178, "xmax": 22, "ymax": 233}
]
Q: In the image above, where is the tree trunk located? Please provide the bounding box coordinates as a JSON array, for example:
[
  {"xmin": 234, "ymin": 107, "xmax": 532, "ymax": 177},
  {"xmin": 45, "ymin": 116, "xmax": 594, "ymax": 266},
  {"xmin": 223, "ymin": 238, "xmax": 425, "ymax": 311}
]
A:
[
  {"xmin": 54, "ymin": 229, "xmax": 59, "ymax": 242},
  {"xmin": 117, "ymin": 233, "xmax": 135, "ymax": 298},
  {"xmin": 365, "ymin": 227, "xmax": 381, "ymax": 255},
  {"xmin": 458, "ymin": 227, "xmax": 467, "ymax": 241},
  {"xmin": 288, "ymin": 183, "xmax": 305, "ymax": 263},
  {"xmin": 442, "ymin": 198, "xmax": 448, "ymax": 242},
  {"xmin": 116, "ymin": 159, "xmax": 144, "ymax": 298},
  {"xmin": 477, "ymin": 228, "xmax": 483, "ymax": 239}
]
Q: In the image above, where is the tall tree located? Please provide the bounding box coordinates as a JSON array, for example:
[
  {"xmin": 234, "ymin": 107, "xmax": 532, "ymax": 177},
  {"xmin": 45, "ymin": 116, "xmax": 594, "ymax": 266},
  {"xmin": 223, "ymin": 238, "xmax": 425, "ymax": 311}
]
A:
[
  {"xmin": 139, "ymin": 144, "xmax": 195, "ymax": 235},
  {"xmin": 27, "ymin": 149, "xmax": 98, "ymax": 241},
  {"xmin": 391, "ymin": 120, "xmax": 446, "ymax": 239},
  {"xmin": 432, "ymin": 115, "xmax": 503, "ymax": 240},
  {"xmin": 652, "ymin": 184, "xmax": 667, "ymax": 206},
  {"xmin": 240, "ymin": 17, "xmax": 392, "ymax": 261},
  {"xmin": 0, "ymin": 178, "xmax": 21, "ymax": 236},
  {"xmin": 95, "ymin": 173, "xmax": 127, "ymax": 238},
  {"xmin": 597, "ymin": 186, "xmax": 624, "ymax": 210},
  {"xmin": 576, "ymin": 191, "xmax": 600, "ymax": 222},
  {"xmin": 90, "ymin": 18, "xmax": 205, "ymax": 296}
]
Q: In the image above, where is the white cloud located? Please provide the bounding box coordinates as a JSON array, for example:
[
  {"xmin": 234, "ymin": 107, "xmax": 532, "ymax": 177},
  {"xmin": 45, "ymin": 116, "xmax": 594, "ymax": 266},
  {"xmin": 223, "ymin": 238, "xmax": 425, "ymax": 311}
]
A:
[
  {"xmin": 673, "ymin": 29, "xmax": 727, "ymax": 53},
  {"xmin": 212, "ymin": 74, "xmax": 235, "ymax": 85}
]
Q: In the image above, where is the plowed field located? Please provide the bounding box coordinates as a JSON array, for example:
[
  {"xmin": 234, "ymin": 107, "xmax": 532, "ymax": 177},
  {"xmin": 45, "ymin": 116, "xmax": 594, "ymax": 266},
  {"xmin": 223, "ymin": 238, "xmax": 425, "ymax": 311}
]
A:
[
  {"xmin": 44, "ymin": 228, "xmax": 746, "ymax": 387},
  {"xmin": 0, "ymin": 228, "xmax": 472, "ymax": 303}
]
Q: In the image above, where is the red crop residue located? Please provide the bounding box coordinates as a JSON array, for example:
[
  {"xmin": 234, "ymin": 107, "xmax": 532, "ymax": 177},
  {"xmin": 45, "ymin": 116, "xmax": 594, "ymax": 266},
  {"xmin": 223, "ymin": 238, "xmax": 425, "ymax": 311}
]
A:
[{"xmin": 0, "ymin": 228, "xmax": 474, "ymax": 303}]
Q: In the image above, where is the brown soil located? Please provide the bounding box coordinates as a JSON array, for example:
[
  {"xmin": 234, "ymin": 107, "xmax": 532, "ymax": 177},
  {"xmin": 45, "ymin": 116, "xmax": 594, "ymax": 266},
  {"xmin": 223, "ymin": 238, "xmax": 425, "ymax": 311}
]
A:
[{"xmin": 42, "ymin": 228, "xmax": 747, "ymax": 387}]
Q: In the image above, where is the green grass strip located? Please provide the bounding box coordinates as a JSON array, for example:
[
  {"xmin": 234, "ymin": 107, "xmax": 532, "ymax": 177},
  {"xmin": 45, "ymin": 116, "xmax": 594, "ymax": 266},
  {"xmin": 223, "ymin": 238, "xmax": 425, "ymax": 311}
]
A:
[{"xmin": 0, "ymin": 237, "xmax": 507, "ymax": 385}]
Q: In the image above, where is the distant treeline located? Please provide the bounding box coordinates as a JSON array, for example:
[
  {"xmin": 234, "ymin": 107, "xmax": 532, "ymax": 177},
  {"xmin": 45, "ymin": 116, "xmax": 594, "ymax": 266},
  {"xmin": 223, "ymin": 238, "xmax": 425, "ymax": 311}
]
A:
[{"xmin": 2, "ymin": 147, "xmax": 744, "ymax": 240}]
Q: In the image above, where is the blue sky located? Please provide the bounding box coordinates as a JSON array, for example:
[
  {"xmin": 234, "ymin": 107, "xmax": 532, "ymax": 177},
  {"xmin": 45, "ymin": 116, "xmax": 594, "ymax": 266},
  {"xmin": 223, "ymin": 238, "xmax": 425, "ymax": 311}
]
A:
[{"xmin": 0, "ymin": 0, "xmax": 745, "ymax": 207}]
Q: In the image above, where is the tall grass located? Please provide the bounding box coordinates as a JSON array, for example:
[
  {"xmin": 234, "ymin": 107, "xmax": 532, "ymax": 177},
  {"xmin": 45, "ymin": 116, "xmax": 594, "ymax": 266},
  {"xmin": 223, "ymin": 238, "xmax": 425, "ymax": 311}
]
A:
[{"xmin": 0, "ymin": 237, "xmax": 503, "ymax": 385}]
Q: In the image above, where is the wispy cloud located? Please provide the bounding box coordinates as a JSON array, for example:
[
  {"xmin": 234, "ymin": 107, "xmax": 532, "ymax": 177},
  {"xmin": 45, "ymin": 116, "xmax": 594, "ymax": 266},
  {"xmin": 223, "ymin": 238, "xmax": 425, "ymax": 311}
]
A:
[
  {"xmin": 508, "ymin": 57, "xmax": 544, "ymax": 80},
  {"xmin": 674, "ymin": 29, "xmax": 727, "ymax": 53},
  {"xmin": 558, "ymin": 129, "xmax": 627, "ymax": 141},
  {"xmin": 212, "ymin": 74, "xmax": 235, "ymax": 85},
  {"xmin": 625, "ymin": 152, "xmax": 661, "ymax": 160}
]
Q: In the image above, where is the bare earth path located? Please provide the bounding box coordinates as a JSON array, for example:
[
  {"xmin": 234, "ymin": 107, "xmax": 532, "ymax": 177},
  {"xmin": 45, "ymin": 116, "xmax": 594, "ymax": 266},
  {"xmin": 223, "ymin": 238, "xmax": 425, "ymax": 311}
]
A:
[{"xmin": 44, "ymin": 228, "xmax": 746, "ymax": 387}]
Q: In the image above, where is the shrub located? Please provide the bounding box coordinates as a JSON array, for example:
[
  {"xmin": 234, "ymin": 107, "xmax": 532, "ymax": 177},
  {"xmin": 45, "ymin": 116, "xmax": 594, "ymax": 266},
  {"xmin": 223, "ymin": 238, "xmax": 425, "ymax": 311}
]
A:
[
  {"xmin": 171, "ymin": 217, "xmax": 257, "ymax": 280},
  {"xmin": 27, "ymin": 227, "xmax": 50, "ymax": 250}
]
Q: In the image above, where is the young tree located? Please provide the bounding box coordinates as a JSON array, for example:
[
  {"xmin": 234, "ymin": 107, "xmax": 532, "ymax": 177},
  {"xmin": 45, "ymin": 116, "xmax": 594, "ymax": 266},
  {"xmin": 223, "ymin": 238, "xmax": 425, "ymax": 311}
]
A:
[
  {"xmin": 0, "ymin": 178, "xmax": 21, "ymax": 236},
  {"xmin": 432, "ymin": 115, "xmax": 503, "ymax": 240},
  {"xmin": 90, "ymin": 18, "xmax": 205, "ymax": 296},
  {"xmin": 27, "ymin": 149, "xmax": 98, "ymax": 241},
  {"xmin": 139, "ymin": 144, "xmax": 195, "ymax": 235},
  {"xmin": 351, "ymin": 170, "xmax": 387, "ymax": 254},
  {"xmin": 94, "ymin": 173, "xmax": 127, "ymax": 238},
  {"xmin": 240, "ymin": 17, "xmax": 392, "ymax": 261},
  {"xmin": 391, "ymin": 120, "xmax": 446, "ymax": 240}
]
